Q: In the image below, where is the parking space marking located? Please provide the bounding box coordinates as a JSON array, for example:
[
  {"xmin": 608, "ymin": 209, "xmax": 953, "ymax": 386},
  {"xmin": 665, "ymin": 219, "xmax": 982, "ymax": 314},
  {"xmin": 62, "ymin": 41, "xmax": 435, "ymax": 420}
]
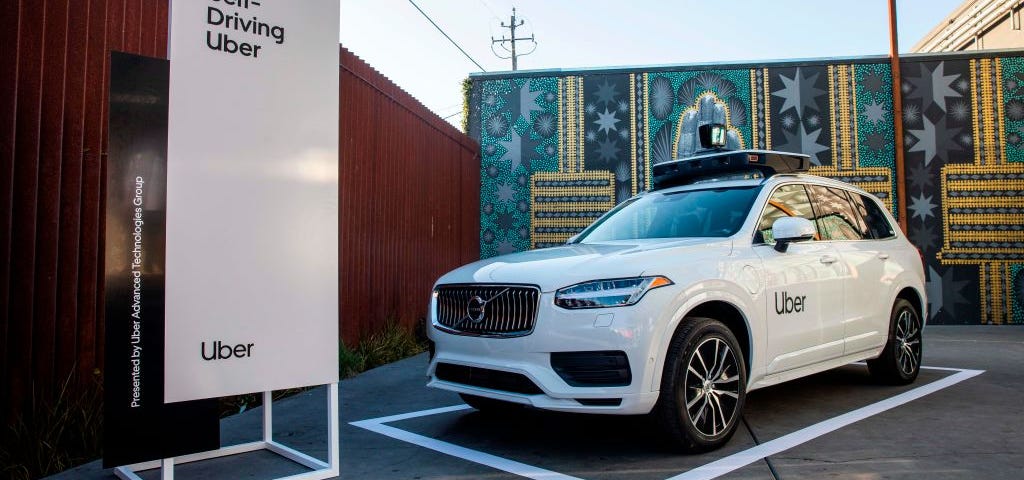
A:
[
  {"xmin": 350, "ymin": 365, "xmax": 984, "ymax": 480},
  {"xmin": 668, "ymin": 366, "xmax": 985, "ymax": 480},
  {"xmin": 350, "ymin": 405, "xmax": 584, "ymax": 480}
]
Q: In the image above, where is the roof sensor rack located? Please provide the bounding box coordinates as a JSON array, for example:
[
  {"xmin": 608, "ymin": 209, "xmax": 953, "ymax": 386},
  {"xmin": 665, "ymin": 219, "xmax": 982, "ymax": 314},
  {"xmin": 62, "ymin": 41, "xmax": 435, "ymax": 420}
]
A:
[{"xmin": 651, "ymin": 149, "xmax": 810, "ymax": 190}]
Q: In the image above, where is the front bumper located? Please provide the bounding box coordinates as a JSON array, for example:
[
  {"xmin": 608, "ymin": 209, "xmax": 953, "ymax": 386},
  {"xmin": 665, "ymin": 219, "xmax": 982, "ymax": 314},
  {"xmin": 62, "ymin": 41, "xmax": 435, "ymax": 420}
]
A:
[{"xmin": 426, "ymin": 289, "xmax": 671, "ymax": 415}]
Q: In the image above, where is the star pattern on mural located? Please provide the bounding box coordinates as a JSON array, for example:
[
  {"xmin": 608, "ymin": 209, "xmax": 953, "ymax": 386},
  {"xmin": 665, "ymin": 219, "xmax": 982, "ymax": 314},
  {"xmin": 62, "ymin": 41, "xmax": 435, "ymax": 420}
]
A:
[
  {"xmin": 497, "ymin": 128, "xmax": 524, "ymax": 172},
  {"xmin": 594, "ymin": 107, "xmax": 620, "ymax": 134},
  {"xmin": 495, "ymin": 182, "xmax": 516, "ymax": 203},
  {"xmin": 594, "ymin": 80, "xmax": 619, "ymax": 106},
  {"xmin": 596, "ymin": 137, "xmax": 620, "ymax": 162},
  {"xmin": 907, "ymin": 116, "xmax": 962, "ymax": 165},
  {"xmin": 866, "ymin": 132, "xmax": 887, "ymax": 152},
  {"xmin": 907, "ymin": 162, "xmax": 934, "ymax": 191},
  {"xmin": 861, "ymin": 70, "xmax": 885, "ymax": 93},
  {"xmin": 908, "ymin": 192, "xmax": 937, "ymax": 222},
  {"xmin": 926, "ymin": 265, "xmax": 971, "ymax": 321},
  {"xmin": 776, "ymin": 123, "xmax": 829, "ymax": 165},
  {"xmin": 496, "ymin": 240, "xmax": 517, "ymax": 255},
  {"xmin": 773, "ymin": 68, "xmax": 825, "ymax": 117},
  {"xmin": 496, "ymin": 212, "xmax": 516, "ymax": 231},
  {"xmin": 909, "ymin": 221, "xmax": 938, "ymax": 252},
  {"xmin": 906, "ymin": 62, "xmax": 960, "ymax": 113},
  {"xmin": 518, "ymin": 79, "xmax": 544, "ymax": 120},
  {"xmin": 862, "ymin": 99, "xmax": 888, "ymax": 126}
]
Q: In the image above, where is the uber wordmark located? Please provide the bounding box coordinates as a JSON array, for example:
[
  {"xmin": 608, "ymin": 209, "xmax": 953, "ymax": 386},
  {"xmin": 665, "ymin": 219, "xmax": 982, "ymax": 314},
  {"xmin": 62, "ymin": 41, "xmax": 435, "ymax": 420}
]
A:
[{"xmin": 205, "ymin": 0, "xmax": 285, "ymax": 58}]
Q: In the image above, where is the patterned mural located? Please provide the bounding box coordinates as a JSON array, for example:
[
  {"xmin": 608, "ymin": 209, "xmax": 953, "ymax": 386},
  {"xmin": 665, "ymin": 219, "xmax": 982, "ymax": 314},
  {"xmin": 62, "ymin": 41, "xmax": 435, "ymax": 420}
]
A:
[{"xmin": 470, "ymin": 52, "xmax": 1024, "ymax": 325}]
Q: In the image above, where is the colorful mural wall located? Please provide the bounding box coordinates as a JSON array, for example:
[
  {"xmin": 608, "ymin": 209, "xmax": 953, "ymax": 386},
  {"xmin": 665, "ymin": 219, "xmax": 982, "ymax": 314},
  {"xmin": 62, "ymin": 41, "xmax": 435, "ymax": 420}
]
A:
[{"xmin": 466, "ymin": 51, "xmax": 1024, "ymax": 325}]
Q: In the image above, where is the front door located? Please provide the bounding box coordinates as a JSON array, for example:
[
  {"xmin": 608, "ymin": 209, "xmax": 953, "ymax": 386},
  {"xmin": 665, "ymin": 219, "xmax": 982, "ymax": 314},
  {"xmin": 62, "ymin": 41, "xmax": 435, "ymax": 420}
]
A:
[{"xmin": 753, "ymin": 184, "xmax": 846, "ymax": 374}]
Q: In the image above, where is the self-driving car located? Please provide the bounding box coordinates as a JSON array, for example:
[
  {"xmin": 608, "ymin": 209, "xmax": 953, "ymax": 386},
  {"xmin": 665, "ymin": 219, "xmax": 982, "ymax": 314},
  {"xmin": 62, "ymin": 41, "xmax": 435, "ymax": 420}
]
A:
[{"xmin": 426, "ymin": 124, "xmax": 926, "ymax": 452}]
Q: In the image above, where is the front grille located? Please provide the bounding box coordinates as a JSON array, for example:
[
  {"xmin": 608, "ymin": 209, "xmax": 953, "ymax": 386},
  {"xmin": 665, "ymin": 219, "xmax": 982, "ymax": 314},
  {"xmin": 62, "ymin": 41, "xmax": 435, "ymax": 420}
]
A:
[
  {"xmin": 434, "ymin": 285, "xmax": 540, "ymax": 337},
  {"xmin": 434, "ymin": 363, "xmax": 543, "ymax": 394}
]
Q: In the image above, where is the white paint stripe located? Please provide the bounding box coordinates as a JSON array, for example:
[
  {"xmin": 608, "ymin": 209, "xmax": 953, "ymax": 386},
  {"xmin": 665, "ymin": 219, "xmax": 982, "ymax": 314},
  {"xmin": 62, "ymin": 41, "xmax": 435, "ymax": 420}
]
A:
[
  {"xmin": 914, "ymin": 365, "xmax": 976, "ymax": 372},
  {"xmin": 351, "ymin": 418, "xmax": 585, "ymax": 480},
  {"xmin": 667, "ymin": 368, "xmax": 985, "ymax": 480},
  {"xmin": 853, "ymin": 362, "xmax": 966, "ymax": 373},
  {"xmin": 352, "ymin": 404, "xmax": 472, "ymax": 425}
]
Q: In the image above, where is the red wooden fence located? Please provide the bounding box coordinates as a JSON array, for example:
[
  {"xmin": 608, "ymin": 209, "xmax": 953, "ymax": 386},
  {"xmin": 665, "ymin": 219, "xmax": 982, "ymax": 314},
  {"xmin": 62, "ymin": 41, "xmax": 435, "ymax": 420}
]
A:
[
  {"xmin": 339, "ymin": 47, "xmax": 480, "ymax": 343},
  {"xmin": 0, "ymin": 2, "xmax": 479, "ymax": 419}
]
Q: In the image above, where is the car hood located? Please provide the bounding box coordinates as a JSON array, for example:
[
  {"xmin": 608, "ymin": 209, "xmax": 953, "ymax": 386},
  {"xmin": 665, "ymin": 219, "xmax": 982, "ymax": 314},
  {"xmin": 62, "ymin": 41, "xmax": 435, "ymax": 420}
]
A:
[{"xmin": 436, "ymin": 238, "xmax": 733, "ymax": 292}]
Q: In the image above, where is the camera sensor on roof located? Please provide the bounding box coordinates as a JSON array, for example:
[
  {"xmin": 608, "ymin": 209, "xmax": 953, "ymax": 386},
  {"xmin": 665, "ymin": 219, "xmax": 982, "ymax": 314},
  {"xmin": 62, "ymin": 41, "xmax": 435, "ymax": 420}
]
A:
[{"xmin": 699, "ymin": 123, "xmax": 728, "ymax": 149}]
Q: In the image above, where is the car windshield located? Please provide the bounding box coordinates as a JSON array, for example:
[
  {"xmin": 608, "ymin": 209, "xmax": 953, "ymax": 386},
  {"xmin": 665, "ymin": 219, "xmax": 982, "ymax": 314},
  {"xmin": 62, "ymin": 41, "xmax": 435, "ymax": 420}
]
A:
[{"xmin": 575, "ymin": 186, "xmax": 762, "ymax": 242}]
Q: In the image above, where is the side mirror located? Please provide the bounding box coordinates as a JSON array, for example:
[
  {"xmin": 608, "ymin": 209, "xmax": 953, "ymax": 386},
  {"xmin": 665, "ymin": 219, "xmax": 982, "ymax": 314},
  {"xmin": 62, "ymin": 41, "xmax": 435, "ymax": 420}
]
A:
[{"xmin": 771, "ymin": 217, "xmax": 815, "ymax": 252}]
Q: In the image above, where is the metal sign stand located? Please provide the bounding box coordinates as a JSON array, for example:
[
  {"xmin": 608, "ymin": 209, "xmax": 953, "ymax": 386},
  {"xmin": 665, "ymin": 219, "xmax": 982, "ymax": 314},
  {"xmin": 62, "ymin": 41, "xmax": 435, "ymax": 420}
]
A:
[{"xmin": 114, "ymin": 383, "xmax": 339, "ymax": 480}]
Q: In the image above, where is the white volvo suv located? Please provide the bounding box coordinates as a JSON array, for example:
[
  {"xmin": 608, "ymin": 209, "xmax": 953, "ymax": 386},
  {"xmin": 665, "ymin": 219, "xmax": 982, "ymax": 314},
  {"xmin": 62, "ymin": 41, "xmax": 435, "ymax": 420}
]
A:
[{"xmin": 427, "ymin": 127, "xmax": 925, "ymax": 452}]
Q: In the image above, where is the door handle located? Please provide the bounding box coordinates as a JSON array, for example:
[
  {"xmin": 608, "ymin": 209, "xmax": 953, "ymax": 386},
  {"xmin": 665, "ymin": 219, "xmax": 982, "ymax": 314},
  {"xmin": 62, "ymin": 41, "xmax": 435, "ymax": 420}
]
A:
[
  {"xmin": 877, "ymin": 253, "xmax": 890, "ymax": 260},
  {"xmin": 820, "ymin": 255, "xmax": 838, "ymax": 264}
]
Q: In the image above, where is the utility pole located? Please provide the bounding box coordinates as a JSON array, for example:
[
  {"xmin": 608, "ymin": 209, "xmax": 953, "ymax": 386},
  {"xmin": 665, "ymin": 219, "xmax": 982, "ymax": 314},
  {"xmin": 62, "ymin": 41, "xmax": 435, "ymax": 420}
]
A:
[
  {"xmin": 888, "ymin": 0, "xmax": 908, "ymax": 234},
  {"xmin": 491, "ymin": 8, "xmax": 536, "ymax": 71}
]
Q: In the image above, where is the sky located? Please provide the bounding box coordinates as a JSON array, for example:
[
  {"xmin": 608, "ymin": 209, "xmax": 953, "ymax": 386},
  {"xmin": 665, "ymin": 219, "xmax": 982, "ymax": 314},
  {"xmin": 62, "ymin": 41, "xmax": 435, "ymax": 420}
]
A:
[{"xmin": 340, "ymin": 0, "xmax": 965, "ymax": 128}]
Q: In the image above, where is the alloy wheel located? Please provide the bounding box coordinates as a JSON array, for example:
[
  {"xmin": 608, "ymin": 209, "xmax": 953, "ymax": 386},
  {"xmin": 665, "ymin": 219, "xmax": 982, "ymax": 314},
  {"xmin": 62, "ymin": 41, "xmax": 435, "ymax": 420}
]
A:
[
  {"xmin": 683, "ymin": 337, "xmax": 741, "ymax": 437},
  {"xmin": 894, "ymin": 307, "xmax": 922, "ymax": 376}
]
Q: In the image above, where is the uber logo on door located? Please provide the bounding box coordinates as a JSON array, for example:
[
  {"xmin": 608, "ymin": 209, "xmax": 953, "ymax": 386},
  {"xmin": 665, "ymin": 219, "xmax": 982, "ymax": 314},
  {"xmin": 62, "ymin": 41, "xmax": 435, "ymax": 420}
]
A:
[{"xmin": 774, "ymin": 291, "xmax": 807, "ymax": 314}]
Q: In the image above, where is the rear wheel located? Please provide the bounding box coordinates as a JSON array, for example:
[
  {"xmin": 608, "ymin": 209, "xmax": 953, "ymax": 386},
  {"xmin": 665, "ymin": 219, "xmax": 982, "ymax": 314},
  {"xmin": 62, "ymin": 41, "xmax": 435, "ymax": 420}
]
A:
[
  {"xmin": 459, "ymin": 393, "xmax": 523, "ymax": 414},
  {"xmin": 868, "ymin": 298, "xmax": 922, "ymax": 385},
  {"xmin": 655, "ymin": 317, "xmax": 747, "ymax": 452}
]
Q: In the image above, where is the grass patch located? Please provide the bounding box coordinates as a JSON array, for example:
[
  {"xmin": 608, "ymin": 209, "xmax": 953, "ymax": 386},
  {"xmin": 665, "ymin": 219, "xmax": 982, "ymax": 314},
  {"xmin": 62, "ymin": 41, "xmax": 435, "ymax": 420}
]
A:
[
  {"xmin": 339, "ymin": 321, "xmax": 427, "ymax": 379},
  {"xmin": 0, "ymin": 370, "xmax": 103, "ymax": 480}
]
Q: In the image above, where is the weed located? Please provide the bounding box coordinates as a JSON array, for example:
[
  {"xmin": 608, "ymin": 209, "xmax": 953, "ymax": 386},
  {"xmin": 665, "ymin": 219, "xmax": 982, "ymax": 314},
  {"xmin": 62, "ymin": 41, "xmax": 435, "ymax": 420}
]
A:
[{"xmin": 0, "ymin": 370, "xmax": 103, "ymax": 480}]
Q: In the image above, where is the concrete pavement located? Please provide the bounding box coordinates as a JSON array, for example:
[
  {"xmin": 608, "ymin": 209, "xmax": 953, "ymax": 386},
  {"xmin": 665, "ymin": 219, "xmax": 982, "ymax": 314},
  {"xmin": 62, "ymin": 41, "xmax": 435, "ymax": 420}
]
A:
[{"xmin": 50, "ymin": 326, "xmax": 1024, "ymax": 479}]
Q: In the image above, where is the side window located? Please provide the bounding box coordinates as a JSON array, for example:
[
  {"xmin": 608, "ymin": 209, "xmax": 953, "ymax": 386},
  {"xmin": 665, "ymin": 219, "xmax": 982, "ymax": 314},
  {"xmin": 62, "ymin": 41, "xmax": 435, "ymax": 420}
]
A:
[
  {"xmin": 807, "ymin": 185, "xmax": 864, "ymax": 241},
  {"xmin": 859, "ymin": 193, "xmax": 896, "ymax": 239},
  {"xmin": 754, "ymin": 184, "xmax": 817, "ymax": 244},
  {"xmin": 843, "ymin": 191, "xmax": 872, "ymax": 239}
]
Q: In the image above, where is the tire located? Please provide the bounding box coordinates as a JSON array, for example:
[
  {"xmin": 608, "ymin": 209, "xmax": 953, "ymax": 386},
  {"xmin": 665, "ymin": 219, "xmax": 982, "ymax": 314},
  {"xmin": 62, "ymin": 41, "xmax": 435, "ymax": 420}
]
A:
[
  {"xmin": 459, "ymin": 393, "xmax": 522, "ymax": 414},
  {"xmin": 654, "ymin": 317, "xmax": 747, "ymax": 453},
  {"xmin": 868, "ymin": 298, "xmax": 922, "ymax": 385}
]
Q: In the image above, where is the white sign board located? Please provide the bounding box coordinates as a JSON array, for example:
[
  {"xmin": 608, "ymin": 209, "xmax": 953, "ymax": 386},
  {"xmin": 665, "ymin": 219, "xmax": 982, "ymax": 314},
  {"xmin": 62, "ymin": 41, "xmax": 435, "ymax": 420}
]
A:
[{"xmin": 165, "ymin": 0, "xmax": 339, "ymax": 403}]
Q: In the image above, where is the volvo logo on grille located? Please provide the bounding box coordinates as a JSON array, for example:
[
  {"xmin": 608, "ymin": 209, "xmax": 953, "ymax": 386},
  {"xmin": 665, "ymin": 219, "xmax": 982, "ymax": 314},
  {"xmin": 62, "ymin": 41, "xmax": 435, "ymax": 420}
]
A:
[{"xmin": 466, "ymin": 296, "xmax": 487, "ymax": 323}]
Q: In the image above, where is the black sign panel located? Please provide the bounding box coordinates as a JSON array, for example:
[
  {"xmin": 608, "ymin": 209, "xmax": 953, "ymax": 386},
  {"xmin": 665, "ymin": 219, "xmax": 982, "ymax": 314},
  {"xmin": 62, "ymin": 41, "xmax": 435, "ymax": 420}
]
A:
[{"xmin": 104, "ymin": 51, "xmax": 219, "ymax": 468}]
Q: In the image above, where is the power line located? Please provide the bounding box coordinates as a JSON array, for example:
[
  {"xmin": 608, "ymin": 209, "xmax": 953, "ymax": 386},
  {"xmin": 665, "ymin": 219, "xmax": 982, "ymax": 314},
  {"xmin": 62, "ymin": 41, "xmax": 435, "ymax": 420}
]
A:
[
  {"xmin": 407, "ymin": 0, "xmax": 487, "ymax": 72},
  {"xmin": 476, "ymin": 0, "xmax": 500, "ymax": 20}
]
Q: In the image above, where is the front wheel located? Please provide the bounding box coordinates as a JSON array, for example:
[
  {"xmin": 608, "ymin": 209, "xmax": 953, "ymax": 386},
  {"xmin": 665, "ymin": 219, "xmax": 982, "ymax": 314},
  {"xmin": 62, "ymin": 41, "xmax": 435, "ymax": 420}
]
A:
[
  {"xmin": 654, "ymin": 317, "xmax": 747, "ymax": 453},
  {"xmin": 868, "ymin": 298, "xmax": 922, "ymax": 385}
]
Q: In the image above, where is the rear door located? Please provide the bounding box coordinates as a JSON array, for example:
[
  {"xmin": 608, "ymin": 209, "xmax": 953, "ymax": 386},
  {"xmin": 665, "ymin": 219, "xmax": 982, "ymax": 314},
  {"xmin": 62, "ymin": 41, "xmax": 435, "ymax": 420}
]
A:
[
  {"xmin": 805, "ymin": 185, "xmax": 891, "ymax": 356},
  {"xmin": 754, "ymin": 184, "xmax": 846, "ymax": 374},
  {"xmin": 837, "ymin": 191, "xmax": 899, "ymax": 355}
]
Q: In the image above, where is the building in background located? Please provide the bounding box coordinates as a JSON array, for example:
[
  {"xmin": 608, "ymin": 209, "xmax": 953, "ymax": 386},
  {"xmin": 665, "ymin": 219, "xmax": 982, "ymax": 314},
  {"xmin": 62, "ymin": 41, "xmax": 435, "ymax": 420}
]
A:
[
  {"xmin": 913, "ymin": 0, "xmax": 1024, "ymax": 52},
  {"xmin": 466, "ymin": 51, "xmax": 1024, "ymax": 327}
]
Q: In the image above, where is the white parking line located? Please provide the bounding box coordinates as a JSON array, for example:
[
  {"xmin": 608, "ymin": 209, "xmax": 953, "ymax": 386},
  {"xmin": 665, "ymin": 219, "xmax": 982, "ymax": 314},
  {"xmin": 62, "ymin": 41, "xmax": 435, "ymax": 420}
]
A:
[
  {"xmin": 349, "ymin": 365, "xmax": 984, "ymax": 480},
  {"xmin": 668, "ymin": 367, "xmax": 985, "ymax": 480},
  {"xmin": 350, "ymin": 405, "xmax": 584, "ymax": 480}
]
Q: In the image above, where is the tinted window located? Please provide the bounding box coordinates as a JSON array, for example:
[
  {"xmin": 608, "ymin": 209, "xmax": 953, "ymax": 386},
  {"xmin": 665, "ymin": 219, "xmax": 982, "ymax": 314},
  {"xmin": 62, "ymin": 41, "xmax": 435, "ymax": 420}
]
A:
[
  {"xmin": 859, "ymin": 193, "xmax": 896, "ymax": 239},
  {"xmin": 843, "ymin": 191, "xmax": 872, "ymax": 239},
  {"xmin": 754, "ymin": 184, "xmax": 817, "ymax": 244},
  {"xmin": 807, "ymin": 185, "xmax": 864, "ymax": 241},
  {"xmin": 577, "ymin": 186, "xmax": 762, "ymax": 242}
]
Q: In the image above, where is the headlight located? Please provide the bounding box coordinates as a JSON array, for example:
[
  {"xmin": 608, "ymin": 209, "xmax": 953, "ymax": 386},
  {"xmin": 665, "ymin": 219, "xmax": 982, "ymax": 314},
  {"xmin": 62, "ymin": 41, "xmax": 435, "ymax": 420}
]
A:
[{"xmin": 554, "ymin": 276, "xmax": 673, "ymax": 309}]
